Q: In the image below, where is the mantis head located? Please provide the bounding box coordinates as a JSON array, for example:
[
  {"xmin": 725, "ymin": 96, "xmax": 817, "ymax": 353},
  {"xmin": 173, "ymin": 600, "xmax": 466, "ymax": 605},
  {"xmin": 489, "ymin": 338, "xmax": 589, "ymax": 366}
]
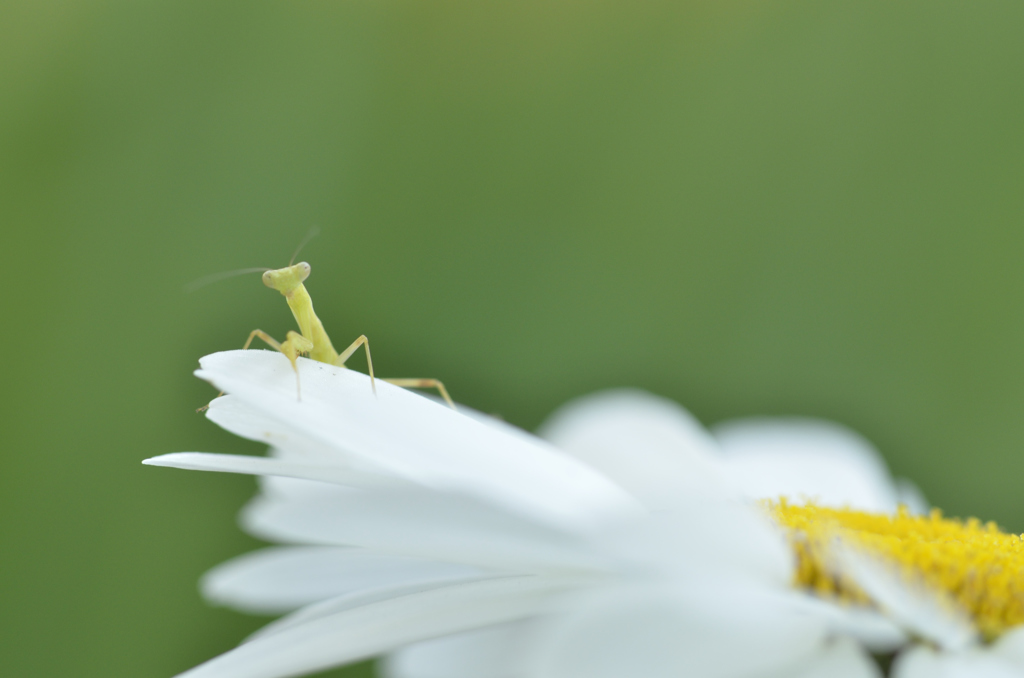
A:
[{"xmin": 263, "ymin": 262, "xmax": 311, "ymax": 294}]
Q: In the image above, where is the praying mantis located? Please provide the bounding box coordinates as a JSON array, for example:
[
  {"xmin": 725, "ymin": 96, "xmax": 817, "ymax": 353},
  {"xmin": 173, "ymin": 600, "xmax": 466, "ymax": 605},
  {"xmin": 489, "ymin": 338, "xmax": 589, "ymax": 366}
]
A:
[{"xmin": 244, "ymin": 260, "xmax": 455, "ymax": 408}]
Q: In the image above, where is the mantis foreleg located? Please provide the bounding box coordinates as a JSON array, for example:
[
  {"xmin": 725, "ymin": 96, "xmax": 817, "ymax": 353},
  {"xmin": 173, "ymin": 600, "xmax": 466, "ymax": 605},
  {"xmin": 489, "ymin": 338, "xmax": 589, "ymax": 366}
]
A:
[{"xmin": 243, "ymin": 329, "xmax": 313, "ymax": 400}]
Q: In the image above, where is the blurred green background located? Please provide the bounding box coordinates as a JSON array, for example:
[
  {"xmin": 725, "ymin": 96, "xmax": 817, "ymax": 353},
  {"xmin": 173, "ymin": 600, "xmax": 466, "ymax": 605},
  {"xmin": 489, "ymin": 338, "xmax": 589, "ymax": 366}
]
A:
[{"xmin": 3, "ymin": 0, "xmax": 1024, "ymax": 675}]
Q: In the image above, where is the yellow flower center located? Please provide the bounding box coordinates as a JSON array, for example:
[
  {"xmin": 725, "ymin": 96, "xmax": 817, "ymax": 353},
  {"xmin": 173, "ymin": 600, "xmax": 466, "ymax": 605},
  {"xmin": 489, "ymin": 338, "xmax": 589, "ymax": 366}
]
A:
[{"xmin": 767, "ymin": 499, "xmax": 1024, "ymax": 640}]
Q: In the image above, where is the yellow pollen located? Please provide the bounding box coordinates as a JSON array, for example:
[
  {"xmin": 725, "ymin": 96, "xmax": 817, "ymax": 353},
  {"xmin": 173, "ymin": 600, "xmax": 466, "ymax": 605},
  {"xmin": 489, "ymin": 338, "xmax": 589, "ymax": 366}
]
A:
[{"xmin": 766, "ymin": 499, "xmax": 1024, "ymax": 640}]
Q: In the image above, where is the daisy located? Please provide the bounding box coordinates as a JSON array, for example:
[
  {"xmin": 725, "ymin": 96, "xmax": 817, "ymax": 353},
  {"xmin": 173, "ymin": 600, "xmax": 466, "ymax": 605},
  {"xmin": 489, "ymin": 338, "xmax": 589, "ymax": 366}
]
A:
[
  {"xmin": 764, "ymin": 486, "xmax": 1024, "ymax": 678},
  {"xmin": 147, "ymin": 350, "xmax": 904, "ymax": 678},
  {"xmin": 681, "ymin": 399, "xmax": 1024, "ymax": 678}
]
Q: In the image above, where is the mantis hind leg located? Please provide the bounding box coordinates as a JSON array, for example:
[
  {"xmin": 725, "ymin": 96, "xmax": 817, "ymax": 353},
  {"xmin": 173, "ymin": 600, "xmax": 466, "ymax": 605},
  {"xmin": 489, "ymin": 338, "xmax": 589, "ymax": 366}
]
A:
[
  {"xmin": 384, "ymin": 378, "xmax": 456, "ymax": 410},
  {"xmin": 331, "ymin": 336, "xmax": 454, "ymax": 408}
]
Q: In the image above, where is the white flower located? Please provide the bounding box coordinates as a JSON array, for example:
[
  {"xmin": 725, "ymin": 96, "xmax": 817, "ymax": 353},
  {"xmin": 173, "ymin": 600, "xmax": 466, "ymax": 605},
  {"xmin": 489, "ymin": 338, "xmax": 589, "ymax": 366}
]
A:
[
  {"xmin": 783, "ymin": 500, "xmax": 1024, "ymax": 678},
  {"xmin": 708, "ymin": 411, "xmax": 1024, "ymax": 678},
  {"xmin": 147, "ymin": 350, "xmax": 903, "ymax": 678}
]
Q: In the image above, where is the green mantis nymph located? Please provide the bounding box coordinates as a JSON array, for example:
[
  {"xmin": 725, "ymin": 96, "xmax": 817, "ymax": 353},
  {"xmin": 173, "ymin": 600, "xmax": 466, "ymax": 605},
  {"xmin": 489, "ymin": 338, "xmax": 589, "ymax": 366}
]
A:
[{"xmin": 243, "ymin": 261, "xmax": 455, "ymax": 408}]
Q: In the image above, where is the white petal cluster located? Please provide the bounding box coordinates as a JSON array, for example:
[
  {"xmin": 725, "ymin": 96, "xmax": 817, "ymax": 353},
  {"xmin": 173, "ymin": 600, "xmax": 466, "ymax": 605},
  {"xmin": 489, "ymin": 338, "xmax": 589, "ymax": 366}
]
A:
[{"xmin": 145, "ymin": 350, "xmax": 1010, "ymax": 678}]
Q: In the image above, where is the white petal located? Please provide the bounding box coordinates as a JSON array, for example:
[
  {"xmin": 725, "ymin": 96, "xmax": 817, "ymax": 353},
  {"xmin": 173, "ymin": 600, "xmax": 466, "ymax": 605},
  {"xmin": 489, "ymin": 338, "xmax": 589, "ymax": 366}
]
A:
[
  {"xmin": 790, "ymin": 596, "xmax": 906, "ymax": 653},
  {"xmin": 244, "ymin": 578, "xmax": 493, "ymax": 643},
  {"xmin": 196, "ymin": 351, "xmax": 642, "ymax": 531},
  {"xmin": 383, "ymin": 622, "xmax": 532, "ymax": 678},
  {"xmin": 143, "ymin": 453, "xmax": 402, "ymax": 490},
  {"xmin": 202, "ymin": 546, "xmax": 481, "ymax": 614},
  {"xmin": 893, "ymin": 645, "xmax": 1024, "ymax": 678},
  {"xmin": 206, "ymin": 396, "xmax": 390, "ymax": 475},
  {"xmin": 712, "ymin": 418, "xmax": 899, "ymax": 512},
  {"xmin": 254, "ymin": 447, "xmax": 359, "ymax": 502},
  {"xmin": 527, "ymin": 583, "xmax": 828, "ymax": 678},
  {"xmin": 537, "ymin": 390, "xmax": 733, "ymax": 510},
  {"xmin": 832, "ymin": 542, "xmax": 977, "ymax": 651},
  {"xmin": 241, "ymin": 489, "xmax": 614, "ymax": 574},
  {"xmin": 175, "ymin": 575, "xmax": 572, "ymax": 678},
  {"xmin": 990, "ymin": 626, "xmax": 1024, "ymax": 667},
  {"xmin": 895, "ymin": 477, "xmax": 930, "ymax": 515},
  {"xmin": 597, "ymin": 497, "xmax": 793, "ymax": 588},
  {"xmin": 204, "ymin": 394, "xmax": 334, "ymax": 458},
  {"xmin": 788, "ymin": 637, "xmax": 881, "ymax": 678}
]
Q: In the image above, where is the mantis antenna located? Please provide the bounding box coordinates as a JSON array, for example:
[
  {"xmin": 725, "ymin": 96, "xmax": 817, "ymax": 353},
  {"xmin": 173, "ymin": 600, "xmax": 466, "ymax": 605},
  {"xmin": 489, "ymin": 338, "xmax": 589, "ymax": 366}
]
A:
[
  {"xmin": 184, "ymin": 267, "xmax": 271, "ymax": 293},
  {"xmin": 290, "ymin": 226, "xmax": 321, "ymax": 266},
  {"xmin": 186, "ymin": 225, "xmax": 320, "ymax": 292}
]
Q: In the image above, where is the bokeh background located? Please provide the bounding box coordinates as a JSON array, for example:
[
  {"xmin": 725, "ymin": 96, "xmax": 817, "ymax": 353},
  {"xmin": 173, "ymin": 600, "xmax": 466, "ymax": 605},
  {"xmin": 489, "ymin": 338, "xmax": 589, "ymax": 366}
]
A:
[{"xmin": 3, "ymin": 1, "xmax": 1024, "ymax": 676}]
